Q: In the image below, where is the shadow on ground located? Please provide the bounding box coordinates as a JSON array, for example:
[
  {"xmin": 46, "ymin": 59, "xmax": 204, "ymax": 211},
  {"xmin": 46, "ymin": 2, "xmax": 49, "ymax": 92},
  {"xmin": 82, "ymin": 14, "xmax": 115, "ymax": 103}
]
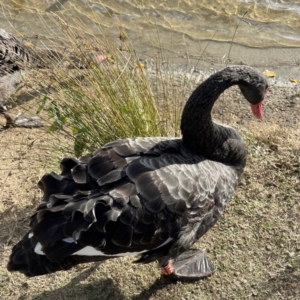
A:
[
  {"xmin": 0, "ymin": 200, "xmax": 39, "ymax": 249},
  {"xmin": 29, "ymin": 264, "xmax": 175, "ymax": 300},
  {"xmin": 29, "ymin": 264, "xmax": 126, "ymax": 300}
]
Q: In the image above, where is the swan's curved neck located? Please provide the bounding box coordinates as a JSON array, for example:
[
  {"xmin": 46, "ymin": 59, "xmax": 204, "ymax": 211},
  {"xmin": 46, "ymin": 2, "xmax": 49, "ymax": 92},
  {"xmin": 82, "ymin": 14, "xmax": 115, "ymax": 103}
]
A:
[{"xmin": 180, "ymin": 67, "xmax": 247, "ymax": 166}]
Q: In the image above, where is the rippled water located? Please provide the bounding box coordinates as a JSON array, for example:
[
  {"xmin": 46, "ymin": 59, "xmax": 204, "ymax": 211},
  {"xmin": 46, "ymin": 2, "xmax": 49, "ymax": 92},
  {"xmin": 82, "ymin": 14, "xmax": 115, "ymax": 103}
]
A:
[{"xmin": 1, "ymin": 0, "xmax": 300, "ymax": 66}]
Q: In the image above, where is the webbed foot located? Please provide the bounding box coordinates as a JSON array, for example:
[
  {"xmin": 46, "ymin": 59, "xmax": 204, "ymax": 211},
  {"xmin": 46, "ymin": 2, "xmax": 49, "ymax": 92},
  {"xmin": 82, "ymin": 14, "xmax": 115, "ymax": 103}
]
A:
[{"xmin": 161, "ymin": 249, "xmax": 214, "ymax": 281}]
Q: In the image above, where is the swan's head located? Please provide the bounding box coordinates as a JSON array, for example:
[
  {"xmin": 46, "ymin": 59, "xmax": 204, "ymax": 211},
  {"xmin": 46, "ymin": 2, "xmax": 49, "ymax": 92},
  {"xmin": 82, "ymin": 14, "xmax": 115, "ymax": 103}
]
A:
[{"xmin": 238, "ymin": 71, "xmax": 269, "ymax": 119}]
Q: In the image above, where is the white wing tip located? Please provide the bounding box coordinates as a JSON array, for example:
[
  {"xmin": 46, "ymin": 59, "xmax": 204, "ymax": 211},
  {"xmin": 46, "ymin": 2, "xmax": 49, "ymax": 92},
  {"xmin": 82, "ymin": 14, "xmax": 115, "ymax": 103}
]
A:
[{"xmin": 34, "ymin": 242, "xmax": 45, "ymax": 255}]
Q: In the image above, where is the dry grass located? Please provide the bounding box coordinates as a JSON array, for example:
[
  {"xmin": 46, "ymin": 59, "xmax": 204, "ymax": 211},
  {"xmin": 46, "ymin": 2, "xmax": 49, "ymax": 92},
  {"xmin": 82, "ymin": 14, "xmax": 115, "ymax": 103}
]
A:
[
  {"xmin": 6, "ymin": 13, "xmax": 190, "ymax": 157},
  {"xmin": 0, "ymin": 84, "xmax": 299, "ymax": 299}
]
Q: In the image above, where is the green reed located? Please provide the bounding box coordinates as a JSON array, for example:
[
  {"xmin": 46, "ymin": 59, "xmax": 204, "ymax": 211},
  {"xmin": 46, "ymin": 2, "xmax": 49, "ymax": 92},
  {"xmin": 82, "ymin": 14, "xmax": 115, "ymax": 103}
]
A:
[{"xmin": 23, "ymin": 14, "xmax": 185, "ymax": 156}]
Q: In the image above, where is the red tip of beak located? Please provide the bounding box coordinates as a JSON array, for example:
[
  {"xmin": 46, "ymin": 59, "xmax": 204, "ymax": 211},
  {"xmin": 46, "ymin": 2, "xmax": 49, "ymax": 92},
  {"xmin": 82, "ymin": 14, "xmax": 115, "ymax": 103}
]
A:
[{"xmin": 251, "ymin": 102, "xmax": 263, "ymax": 119}]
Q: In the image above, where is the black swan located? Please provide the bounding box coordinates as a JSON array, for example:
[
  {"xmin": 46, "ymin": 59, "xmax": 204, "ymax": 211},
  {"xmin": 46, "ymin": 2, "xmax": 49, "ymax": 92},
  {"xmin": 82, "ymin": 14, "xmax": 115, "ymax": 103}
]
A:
[
  {"xmin": 0, "ymin": 28, "xmax": 45, "ymax": 111},
  {"xmin": 7, "ymin": 65, "xmax": 268, "ymax": 280},
  {"xmin": 0, "ymin": 28, "xmax": 83, "ymax": 101}
]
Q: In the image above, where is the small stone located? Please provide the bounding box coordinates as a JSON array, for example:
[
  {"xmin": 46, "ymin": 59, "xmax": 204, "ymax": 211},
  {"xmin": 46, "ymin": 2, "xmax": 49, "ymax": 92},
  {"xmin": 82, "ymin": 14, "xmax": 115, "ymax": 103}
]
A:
[
  {"xmin": 288, "ymin": 252, "xmax": 295, "ymax": 257},
  {"xmin": 256, "ymin": 212, "xmax": 262, "ymax": 218}
]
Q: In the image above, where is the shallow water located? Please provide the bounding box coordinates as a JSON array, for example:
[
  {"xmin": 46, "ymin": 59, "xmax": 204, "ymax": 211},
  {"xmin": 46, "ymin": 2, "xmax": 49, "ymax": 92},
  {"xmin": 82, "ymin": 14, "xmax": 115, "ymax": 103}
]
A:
[{"xmin": 1, "ymin": 0, "xmax": 300, "ymax": 67}]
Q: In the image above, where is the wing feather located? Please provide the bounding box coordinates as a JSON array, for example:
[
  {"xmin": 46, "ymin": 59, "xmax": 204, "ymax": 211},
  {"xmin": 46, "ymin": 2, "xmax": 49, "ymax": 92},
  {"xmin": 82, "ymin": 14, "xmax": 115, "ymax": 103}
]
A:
[{"xmin": 29, "ymin": 137, "xmax": 240, "ymax": 263}]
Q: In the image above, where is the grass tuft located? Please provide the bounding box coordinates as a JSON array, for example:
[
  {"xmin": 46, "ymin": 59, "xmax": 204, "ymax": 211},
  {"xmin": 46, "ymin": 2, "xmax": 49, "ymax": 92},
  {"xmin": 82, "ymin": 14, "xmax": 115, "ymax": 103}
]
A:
[{"xmin": 13, "ymin": 14, "xmax": 187, "ymax": 157}]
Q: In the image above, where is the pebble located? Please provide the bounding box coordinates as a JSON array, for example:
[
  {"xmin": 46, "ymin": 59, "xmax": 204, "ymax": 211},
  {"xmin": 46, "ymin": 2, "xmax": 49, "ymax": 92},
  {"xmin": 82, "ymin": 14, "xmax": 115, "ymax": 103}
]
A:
[{"xmin": 266, "ymin": 245, "xmax": 272, "ymax": 250}]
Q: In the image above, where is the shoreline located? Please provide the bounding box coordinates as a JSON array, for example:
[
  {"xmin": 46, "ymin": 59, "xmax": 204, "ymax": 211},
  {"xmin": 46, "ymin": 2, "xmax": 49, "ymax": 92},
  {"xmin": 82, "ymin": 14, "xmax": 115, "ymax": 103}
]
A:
[
  {"xmin": 141, "ymin": 39, "xmax": 300, "ymax": 85},
  {"xmin": 0, "ymin": 27, "xmax": 299, "ymax": 130}
]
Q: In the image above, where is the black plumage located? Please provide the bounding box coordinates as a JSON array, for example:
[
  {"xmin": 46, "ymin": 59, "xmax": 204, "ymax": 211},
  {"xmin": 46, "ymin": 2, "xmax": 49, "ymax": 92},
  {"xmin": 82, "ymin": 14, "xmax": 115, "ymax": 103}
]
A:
[{"xmin": 7, "ymin": 66, "xmax": 268, "ymax": 279}]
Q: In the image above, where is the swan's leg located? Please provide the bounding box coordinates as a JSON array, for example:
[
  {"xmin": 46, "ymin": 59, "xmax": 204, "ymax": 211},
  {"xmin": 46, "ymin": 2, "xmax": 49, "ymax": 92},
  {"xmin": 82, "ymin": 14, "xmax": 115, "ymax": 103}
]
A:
[
  {"xmin": 161, "ymin": 261, "xmax": 175, "ymax": 276},
  {"xmin": 161, "ymin": 249, "xmax": 214, "ymax": 281}
]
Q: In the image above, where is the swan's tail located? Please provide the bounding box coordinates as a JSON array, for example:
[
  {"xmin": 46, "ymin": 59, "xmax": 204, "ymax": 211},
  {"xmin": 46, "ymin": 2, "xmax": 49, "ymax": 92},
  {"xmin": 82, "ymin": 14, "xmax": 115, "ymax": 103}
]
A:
[{"xmin": 7, "ymin": 232, "xmax": 107, "ymax": 277}]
